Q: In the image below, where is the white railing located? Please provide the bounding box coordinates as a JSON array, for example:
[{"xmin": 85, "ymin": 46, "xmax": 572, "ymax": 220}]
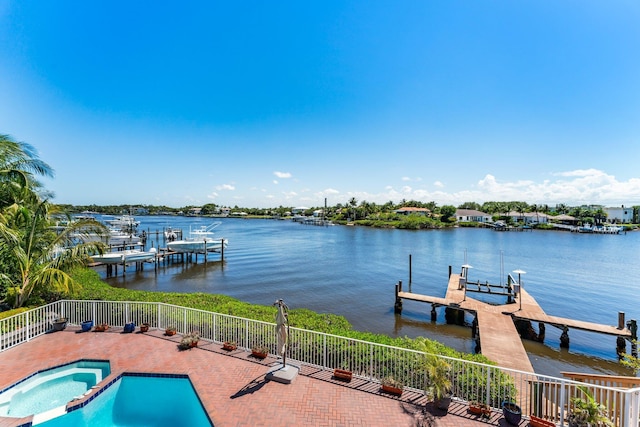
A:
[{"xmin": 1, "ymin": 300, "xmax": 639, "ymax": 427}]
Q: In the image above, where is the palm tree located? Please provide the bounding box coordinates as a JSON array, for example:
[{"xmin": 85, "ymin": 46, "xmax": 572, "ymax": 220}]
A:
[
  {"xmin": 0, "ymin": 134, "xmax": 54, "ymax": 209},
  {"xmin": 0, "ymin": 200, "xmax": 108, "ymax": 308},
  {"xmin": 348, "ymin": 197, "xmax": 358, "ymax": 221}
]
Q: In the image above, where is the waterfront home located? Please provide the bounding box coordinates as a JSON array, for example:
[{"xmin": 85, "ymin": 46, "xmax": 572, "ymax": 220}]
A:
[
  {"xmin": 505, "ymin": 211, "xmax": 550, "ymax": 225},
  {"xmin": 604, "ymin": 206, "xmax": 634, "ymax": 223},
  {"xmin": 455, "ymin": 209, "xmax": 491, "ymax": 223},
  {"xmin": 394, "ymin": 207, "xmax": 431, "ymax": 216}
]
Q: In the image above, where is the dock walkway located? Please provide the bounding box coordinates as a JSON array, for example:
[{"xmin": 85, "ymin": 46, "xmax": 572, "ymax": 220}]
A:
[{"xmin": 396, "ymin": 272, "xmax": 632, "ymax": 373}]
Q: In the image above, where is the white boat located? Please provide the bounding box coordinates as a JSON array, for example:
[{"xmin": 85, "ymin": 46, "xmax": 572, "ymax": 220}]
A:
[
  {"xmin": 167, "ymin": 223, "xmax": 228, "ymax": 254},
  {"xmin": 90, "ymin": 252, "xmax": 124, "ymax": 264},
  {"xmin": 164, "ymin": 227, "xmax": 179, "ymax": 241},
  {"xmin": 72, "ymin": 228, "xmax": 141, "ymax": 246},
  {"xmin": 104, "ymin": 215, "xmax": 140, "ymax": 232},
  {"xmin": 123, "ymin": 248, "xmax": 157, "ymax": 263},
  {"xmin": 90, "ymin": 248, "xmax": 157, "ymax": 264}
]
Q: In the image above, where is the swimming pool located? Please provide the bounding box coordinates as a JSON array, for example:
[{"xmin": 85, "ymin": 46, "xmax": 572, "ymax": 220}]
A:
[
  {"xmin": 0, "ymin": 359, "xmax": 110, "ymax": 422},
  {"xmin": 37, "ymin": 374, "xmax": 213, "ymax": 426}
]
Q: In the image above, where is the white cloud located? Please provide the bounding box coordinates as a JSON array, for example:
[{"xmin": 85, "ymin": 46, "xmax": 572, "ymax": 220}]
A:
[
  {"xmin": 402, "ymin": 176, "xmax": 411, "ymax": 181},
  {"xmin": 273, "ymin": 180, "xmax": 279, "ymax": 185},
  {"xmin": 215, "ymin": 184, "xmax": 235, "ymax": 191},
  {"xmin": 311, "ymin": 169, "xmax": 640, "ymax": 208},
  {"xmin": 274, "ymin": 171, "xmax": 292, "ymax": 179},
  {"xmin": 201, "ymin": 168, "xmax": 640, "ymax": 208}
]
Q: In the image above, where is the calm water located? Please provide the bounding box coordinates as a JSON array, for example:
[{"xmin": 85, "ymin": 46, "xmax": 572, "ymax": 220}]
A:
[{"xmin": 100, "ymin": 215, "xmax": 640, "ymax": 377}]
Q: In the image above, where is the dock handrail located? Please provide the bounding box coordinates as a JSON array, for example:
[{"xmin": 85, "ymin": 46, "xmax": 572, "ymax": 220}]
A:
[{"xmin": 1, "ymin": 300, "xmax": 639, "ymax": 426}]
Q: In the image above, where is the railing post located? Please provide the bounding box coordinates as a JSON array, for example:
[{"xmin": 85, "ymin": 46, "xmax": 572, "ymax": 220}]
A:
[
  {"xmin": 157, "ymin": 303, "xmax": 161, "ymax": 329},
  {"xmin": 559, "ymin": 380, "xmax": 566, "ymax": 426},
  {"xmin": 183, "ymin": 308, "xmax": 187, "ymax": 333},
  {"xmin": 92, "ymin": 301, "xmax": 96, "ymax": 324},
  {"xmin": 26, "ymin": 313, "xmax": 30, "ymax": 342},
  {"xmin": 323, "ymin": 334, "xmax": 327, "ymax": 370},
  {"xmin": 213, "ymin": 312, "xmax": 217, "ymax": 343},
  {"xmin": 242, "ymin": 319, "xmax": 246, "ymax": 350},
  {"xmin": 625, "ymin": 388, "xmax": 640, "ymax": 427},
  {"xmin": 369, "ymin": 343, "xmax": 374, "ymax": 380},
  {"xmin": 486, "ymin": 367, "xmax": 491, "ymax": 406}
]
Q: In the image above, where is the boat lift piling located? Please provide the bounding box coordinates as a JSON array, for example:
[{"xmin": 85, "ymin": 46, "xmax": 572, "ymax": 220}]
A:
[{"xmin": 95, "ymin": 228, "xmax": 226, "ymax": 277}]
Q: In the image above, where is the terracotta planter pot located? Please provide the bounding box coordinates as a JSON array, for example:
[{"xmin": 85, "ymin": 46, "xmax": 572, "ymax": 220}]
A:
[
  {"xmin": 251, "ymin": 350, "xmax": 268, "ymax": 359},
  {"xmin": 222, "ymin": 342, "xmax": 237, "ymax": 351},
  {"xmin": 333, "ymin": 369, "xmax": 353, "ymax": 382},
  {"xmin": 165, "ymin": 329, "xmax": 177, "ymax": 336},
  {"xmin": 94, "ymin": 324, "xmax": 109, "ymax": 332},
  {"xmin": 529, "ymin": 415, "xmax": 555, "ymax": 427},
  {"xmin": 381, "ymin": 384, "xmax": 403, "ymax": 396},
  {"xmin": 469, "ymin": 403, "xmax": 491, "ymax": 417},
  {"xmin": 140, "ymin": 323, "xmax": 150, "ymax": 333}
]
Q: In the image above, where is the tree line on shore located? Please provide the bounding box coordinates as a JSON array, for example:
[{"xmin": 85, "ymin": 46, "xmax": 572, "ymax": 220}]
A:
[{"xmin": 61, "ymin": 198, "xmax": 640, "ymax": 228}]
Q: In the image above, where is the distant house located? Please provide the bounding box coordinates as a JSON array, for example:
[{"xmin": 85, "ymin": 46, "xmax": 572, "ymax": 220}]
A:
[
  {"xmin": 549, "ymin": 214, "xmax": 577, "ymax": 225},
  {"xmin": 505, "ymin": 211, "xmax": 550, "ymax": 225},
  {"xmin": 455, "ymin": 209, "xmax": 491, "ymax": 223},
  {"xmin": 394, "ymin": 207, "xmax": 431, "ymax": 216},
  {"xmin": 188, "ymin": 207, "xmax": 202, "ymax": 216},
  {"xmin": 132, "ymin": 207, "xmax": 149, "ymax": 215},
  {"xmin": 604, "ymin": 206, "xmax": 633, "ymax": 223}
]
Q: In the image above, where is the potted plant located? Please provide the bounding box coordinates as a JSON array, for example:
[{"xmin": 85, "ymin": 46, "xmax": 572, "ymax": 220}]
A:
[
  {"xmin": 51, "ymin": 317, "xmax": 68, "ymax": 331},
  {"xmin": 94, "ymin": 322, "xmax": 109, "ymax": 332},
  {"xmin": 251, "ymin": 344, "xmax": 269, "ymax": 359},
  {"xmin": 426, "ymin": 356, "xmax": 452, "ymax": 411},
  {"xmin": 222, "ymin": 340, "xmax": 237, "ymax": 351},
  {"xmin": 179, "ymin": 331, "xmax": 200, "ymax": 350},
  {"xmin": 381, "ymin": 376, "xmax": 403, "ymax": 396},
  {"xmin": 81, "ymin": 320, "xmax": 94, "ymax": 332},
  {"xmin": 502, "ymin": 401, "xmax": 522, "ymax": 426},
  {"xmin": 468, "ymin": 401, "xmax": 491, "ymax": 417},
  {"xmin": 568, "ymin": 386, "xmax": 613, "ymax": 427},
  {"xmin": 165, "ymin": 326, "xmax": 177, "ymax": 336},
  {"xmin": 140, "ymin": 322, "xmax": 150, "ymax": 333}
]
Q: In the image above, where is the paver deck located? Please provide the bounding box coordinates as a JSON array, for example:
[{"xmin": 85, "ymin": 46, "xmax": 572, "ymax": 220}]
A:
[{"xmin": 0, "ymin": 327, "xmax": 527, "ymax": 426}]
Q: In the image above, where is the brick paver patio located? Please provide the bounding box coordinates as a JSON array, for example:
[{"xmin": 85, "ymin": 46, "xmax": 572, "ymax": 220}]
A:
[{"xmin": 0, "ymin": 327, "xmax": 526, "ymax": 426}]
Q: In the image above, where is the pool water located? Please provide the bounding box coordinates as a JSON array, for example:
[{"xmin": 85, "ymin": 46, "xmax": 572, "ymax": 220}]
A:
[
  {"xmin": 0, "ymin": 360, "xmax": 110, "ymax": 420},
  {"xmin": 38, "ymin": 375, "xmax": 213, "ymax": 426}
]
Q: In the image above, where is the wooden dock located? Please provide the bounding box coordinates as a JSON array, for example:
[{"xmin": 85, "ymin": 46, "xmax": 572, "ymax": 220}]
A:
[{"xmin": 395, "ymin": 270, "xmax": 633, "ymax": 374}]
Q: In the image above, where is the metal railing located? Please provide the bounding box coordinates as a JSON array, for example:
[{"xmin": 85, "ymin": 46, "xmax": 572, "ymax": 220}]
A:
[{"xmin": 1, "ymin": 300, "xmax": 639, "ymax": 427}]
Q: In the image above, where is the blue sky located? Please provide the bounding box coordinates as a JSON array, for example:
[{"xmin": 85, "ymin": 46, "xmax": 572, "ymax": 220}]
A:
[{"xmin": 1, "ymin": 1, "xmax": 639, "ymax": 209}]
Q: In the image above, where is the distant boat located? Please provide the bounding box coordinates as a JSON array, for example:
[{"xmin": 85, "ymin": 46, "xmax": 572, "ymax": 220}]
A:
[
  {"xmin": 578, "ymin": 224, "xmax": 594, "ymax": 233},
  {"xmin": 167, "ymin": 223, "xmax": 228, "ymax": 254},
  {"xmin": 103, "ymin": 215, "xmax": 140, "ymax": 233}
]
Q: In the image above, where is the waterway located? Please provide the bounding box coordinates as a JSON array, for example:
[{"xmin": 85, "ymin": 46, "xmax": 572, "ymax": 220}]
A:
[{"xmin": 98, "ymin": 215, "xmax": 640, "ymax": 378}]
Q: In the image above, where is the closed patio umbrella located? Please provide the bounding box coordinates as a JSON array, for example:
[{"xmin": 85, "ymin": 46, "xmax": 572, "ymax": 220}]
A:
[{"xmin": 274, "ymin": 299, "xmax": 289, "ymax": 367}]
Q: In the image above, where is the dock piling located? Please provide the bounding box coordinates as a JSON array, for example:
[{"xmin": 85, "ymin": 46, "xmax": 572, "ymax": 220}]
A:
[
  {"xmin": 394, "ymin": 281, "xmax": 403, "ymax": 314},
  {"xmin": 618, "ymin": 312, "xmax": 625, "ymax": 329}
]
